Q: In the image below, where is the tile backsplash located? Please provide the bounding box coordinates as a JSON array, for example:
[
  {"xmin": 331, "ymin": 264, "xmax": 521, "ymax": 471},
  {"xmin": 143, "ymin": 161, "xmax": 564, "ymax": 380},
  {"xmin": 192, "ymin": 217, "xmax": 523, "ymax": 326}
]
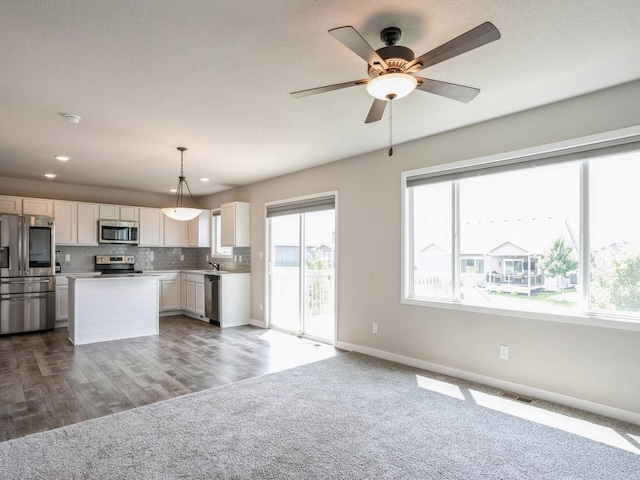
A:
[{"xmin": 56, "ymin": 245, "xmax": 251, "ymax": 273}]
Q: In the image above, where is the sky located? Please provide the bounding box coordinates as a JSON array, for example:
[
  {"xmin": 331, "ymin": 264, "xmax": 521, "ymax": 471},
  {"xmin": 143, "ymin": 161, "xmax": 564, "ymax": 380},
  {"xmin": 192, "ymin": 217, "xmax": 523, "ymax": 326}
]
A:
[{"xmin": 412, "ymin": 154, "xmax": 640, "ymax": 259}]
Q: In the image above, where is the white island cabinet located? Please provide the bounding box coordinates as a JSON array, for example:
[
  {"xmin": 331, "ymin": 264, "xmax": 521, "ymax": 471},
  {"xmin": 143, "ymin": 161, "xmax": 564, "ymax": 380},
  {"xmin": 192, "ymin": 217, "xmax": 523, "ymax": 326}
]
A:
[{"xmin": 67, "ymin": 275, "xmax": 160, "ymax": 345}]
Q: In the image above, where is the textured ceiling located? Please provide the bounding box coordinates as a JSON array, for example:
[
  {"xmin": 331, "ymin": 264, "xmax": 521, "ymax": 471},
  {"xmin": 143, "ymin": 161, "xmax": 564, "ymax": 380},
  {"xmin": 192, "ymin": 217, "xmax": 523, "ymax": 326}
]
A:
[{"xmin": 1, "ymin": 1, "xmax": 639, "ymax": 196}]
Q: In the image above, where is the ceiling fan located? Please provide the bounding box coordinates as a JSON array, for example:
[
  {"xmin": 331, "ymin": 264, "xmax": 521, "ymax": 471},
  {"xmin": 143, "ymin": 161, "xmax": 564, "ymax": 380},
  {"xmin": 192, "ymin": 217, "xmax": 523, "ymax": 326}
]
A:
[{"xmin": 291, "ymin": 22, "xmax": 501, "ymax": 124}]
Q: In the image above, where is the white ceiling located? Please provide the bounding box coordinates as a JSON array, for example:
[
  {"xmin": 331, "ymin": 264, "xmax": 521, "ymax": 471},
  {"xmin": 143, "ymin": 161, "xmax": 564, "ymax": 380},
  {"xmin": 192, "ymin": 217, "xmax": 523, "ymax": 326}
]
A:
[{"xmin": 1, "ymin": 1, "xmax": 639, "ymax": 196}]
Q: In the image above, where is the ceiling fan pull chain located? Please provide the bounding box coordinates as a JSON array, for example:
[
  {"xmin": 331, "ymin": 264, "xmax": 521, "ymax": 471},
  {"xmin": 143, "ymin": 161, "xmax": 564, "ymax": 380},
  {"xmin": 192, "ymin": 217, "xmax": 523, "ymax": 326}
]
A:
[{"xmin": 388, "ymin": 94, "xmax": 396, "ymax": 156}]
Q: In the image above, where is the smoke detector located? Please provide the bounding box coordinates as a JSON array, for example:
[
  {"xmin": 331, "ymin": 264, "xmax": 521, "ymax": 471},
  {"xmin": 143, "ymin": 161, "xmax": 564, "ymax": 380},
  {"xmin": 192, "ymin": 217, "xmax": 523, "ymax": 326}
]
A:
[{"xmin": 63, "ymin": 113, "xmax": 81, "ymax": 124}]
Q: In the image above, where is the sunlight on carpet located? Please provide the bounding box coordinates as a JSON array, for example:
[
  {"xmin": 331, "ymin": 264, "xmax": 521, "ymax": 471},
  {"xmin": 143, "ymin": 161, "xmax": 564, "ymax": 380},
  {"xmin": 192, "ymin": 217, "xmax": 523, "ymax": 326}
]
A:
[
  {"xmin": 258, "ymin": 329, "xmax": 337, "ymax": 372},
  {"xmin": 415, "ymin": 374, "xmax": 640, "ymax": 455}
]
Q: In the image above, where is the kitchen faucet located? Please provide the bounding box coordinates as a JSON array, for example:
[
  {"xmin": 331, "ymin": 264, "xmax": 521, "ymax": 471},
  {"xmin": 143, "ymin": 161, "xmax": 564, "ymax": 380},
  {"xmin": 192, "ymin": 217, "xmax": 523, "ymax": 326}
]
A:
[{"xmin": 208, "ymin": 261, "xmax": 220, "ymax": 271}]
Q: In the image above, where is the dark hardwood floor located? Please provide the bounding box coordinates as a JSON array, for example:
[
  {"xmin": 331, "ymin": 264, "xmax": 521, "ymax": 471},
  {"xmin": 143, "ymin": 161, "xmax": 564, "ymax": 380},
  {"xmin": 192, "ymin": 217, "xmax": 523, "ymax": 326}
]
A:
[{"xmin": 0, "ymin": 315, "xmax": 341, "ymax": 443}]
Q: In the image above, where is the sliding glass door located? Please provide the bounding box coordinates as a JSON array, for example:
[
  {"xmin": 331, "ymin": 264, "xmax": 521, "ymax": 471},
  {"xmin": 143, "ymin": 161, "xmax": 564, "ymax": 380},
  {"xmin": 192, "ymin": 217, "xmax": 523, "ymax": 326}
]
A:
[{"xmin": 267, "ymin": 196, "xmax": 336, "ymax": 343}]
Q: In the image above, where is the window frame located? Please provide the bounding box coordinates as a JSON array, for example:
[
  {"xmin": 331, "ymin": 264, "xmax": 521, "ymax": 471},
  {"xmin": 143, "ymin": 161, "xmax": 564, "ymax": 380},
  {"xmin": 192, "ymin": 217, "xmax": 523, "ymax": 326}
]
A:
[
  {"xmin": 401, "ymin": 125, "xmax": 640, "ymax": 332},
  {"xmin": 210, "ymin": 209, "xmax": 233, "ymax": 258}
]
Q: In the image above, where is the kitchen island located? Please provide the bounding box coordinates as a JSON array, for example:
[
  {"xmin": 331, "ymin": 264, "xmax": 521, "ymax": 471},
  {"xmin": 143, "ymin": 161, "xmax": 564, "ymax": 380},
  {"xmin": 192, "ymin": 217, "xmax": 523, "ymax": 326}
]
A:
[{"xmin": 67, "ymin": 274, "xmax": 160, "ymax": 345}]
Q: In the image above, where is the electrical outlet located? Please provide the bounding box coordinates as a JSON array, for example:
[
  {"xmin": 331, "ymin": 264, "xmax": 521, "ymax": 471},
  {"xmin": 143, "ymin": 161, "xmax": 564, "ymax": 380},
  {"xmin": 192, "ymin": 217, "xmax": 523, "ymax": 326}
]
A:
[
  {"xmin": 372, "ymin": 323, "xmax": 378, "ymax": 334},
  {"xmin": 259, "ymin": 251, "xmax": 264, "ymax": 259},
  {"xmin": 206, "ymin": 255, "xmax": 209, "ymax": 261},
  {"xmin": 180, "ymin": 254, "xmax": 184, "ymax": 261},
  {"xmin": 65, "ymin": 254, "xmax": 70, "ymax": 262},
  {"xmin": 259, "ymin": 303, "xmax": 263, "ymax": 311},
  {"xmin": 500, "ymin": 345, "xmax": 509, "ymax": 360}
]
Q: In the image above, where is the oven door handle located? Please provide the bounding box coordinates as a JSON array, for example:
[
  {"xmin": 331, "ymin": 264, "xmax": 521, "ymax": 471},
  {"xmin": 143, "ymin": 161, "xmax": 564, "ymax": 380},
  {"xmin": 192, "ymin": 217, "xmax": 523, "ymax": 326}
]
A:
[
  {"xmin": 1, "ymin": 294, "xmax": 50, "ymax": 300},
  {"xmin": 1, "ymin": 279, "xmax": 51, "ymax": 284}
]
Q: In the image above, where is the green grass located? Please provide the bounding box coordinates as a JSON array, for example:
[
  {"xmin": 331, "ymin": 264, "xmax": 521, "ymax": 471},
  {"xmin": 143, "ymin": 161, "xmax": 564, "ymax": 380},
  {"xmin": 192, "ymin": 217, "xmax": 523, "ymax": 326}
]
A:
[{"xmin": 488, "ymin": 288, "xmax": 576, "ymax": 304}]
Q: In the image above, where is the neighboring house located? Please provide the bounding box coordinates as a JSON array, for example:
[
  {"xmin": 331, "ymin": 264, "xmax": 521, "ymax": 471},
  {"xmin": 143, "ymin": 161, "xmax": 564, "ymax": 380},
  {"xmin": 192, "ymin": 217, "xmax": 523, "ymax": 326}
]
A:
[
  {"xmin": 418, "ymin": 243, "xmax": 450, "ymax": 272},
  {"xmin": 417, "ymin": 217, "xmax": 579, "ymax": 295}
]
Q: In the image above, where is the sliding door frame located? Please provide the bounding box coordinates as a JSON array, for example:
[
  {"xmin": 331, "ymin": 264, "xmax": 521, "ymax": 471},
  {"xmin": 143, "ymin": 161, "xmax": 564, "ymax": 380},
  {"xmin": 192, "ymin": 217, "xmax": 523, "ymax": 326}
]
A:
[{"xmin": 264, "ymin": 190, "xmax": 338, "ymax": 344}]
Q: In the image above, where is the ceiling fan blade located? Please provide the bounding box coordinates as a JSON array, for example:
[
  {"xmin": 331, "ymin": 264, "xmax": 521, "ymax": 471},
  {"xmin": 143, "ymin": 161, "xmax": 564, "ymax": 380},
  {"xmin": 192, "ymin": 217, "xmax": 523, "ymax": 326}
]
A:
[
  {"xmin": 406, "ymin": 22, "xmax": 501, "ymax": 72},
  {"xmin": 291, "ymin": 79, "xmax": 369, "ymax": 99},
  {"xmin": 329, "ymin": 26, "xmax": 389, "ymax": 70},
  {"xmin": 415, "ymin": 77, "xmax": 480, "ymax": 103},
  {"xmin": 365, "ymin": 98, "xmax": 387, "ymax": 124}
]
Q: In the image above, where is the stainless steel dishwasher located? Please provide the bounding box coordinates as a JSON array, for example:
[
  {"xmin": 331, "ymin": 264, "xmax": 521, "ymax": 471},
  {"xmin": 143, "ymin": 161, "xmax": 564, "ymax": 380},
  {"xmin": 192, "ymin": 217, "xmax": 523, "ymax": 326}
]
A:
[{"xmin": 204, "ymin": 274, "xmax": 220, "ymax": 323}]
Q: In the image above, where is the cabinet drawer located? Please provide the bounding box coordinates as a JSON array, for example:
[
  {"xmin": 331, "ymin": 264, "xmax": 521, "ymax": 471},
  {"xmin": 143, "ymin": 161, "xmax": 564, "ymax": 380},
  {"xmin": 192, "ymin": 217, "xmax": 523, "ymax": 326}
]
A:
[{"xmin": 186, "ymin": 274, "xmax": 204, "ymax": 283}]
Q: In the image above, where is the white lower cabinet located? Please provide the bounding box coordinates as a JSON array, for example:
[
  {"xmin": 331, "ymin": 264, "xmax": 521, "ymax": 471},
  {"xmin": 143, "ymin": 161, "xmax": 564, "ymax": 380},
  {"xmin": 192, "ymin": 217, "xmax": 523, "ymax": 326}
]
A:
[
  {"xmin": 158, "ymin": 272, "xmax": 180, "ymax": 312},
  {"xmin": 55, "ymin": 282, "xmax": 69, "ymax": 322},
  {"xmin": 180, "ymin": 273, "xmax": 207, "ymax": 321}
]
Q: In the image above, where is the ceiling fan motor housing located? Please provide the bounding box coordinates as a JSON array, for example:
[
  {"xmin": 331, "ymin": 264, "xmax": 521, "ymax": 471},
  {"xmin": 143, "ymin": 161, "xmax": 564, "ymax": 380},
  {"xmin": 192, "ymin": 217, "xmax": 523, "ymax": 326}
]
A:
[{"xmin": 368, "ymin": 45, "xmax": 416, "ymax": 77}]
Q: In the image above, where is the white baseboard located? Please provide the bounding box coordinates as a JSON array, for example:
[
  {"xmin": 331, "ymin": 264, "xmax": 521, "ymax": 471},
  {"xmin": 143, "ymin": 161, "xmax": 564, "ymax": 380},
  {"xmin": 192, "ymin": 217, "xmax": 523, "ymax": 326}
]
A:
[
  {"xmin": 55, "ymin": 320, "xmax": 68, "ymax": 329},
  {"xmin": 335, "ymin": 341, "xmax": 640, "ymax": 426},
  {"xmin": 249, "ymin": 318, "xmax": 265, "ymax": 328}
]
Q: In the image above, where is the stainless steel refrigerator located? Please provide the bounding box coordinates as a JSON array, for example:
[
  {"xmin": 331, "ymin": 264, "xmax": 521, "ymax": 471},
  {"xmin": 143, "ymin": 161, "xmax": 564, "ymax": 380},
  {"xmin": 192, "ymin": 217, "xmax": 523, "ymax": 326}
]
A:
[{"xmin": 0, "ymin": 214, "xmax": 56, "ymax": 334}]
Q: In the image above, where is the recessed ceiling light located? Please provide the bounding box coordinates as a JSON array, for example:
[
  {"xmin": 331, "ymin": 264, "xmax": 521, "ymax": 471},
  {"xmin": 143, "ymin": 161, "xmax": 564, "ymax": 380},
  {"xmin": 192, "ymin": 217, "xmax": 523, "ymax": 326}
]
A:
[
  {"xmin": 44, "ymin": 173, "xmax": 56, "ymax": 178},
  {"xmin": 199, "ymin": 177, "xmax": 210, "ymax": 182},
  {"xmin": 54, "ymin": 155, "xmax": 70, "ymax": 161}
]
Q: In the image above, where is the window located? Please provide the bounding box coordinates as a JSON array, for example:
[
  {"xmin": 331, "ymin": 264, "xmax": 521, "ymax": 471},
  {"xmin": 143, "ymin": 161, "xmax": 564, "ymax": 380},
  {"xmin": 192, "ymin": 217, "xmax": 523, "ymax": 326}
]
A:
[
  {"xmin": 211, "ymin": 210, "xmax": 232, "ymax": 257},
  {"xmin": 403, "ymin": 133, "xmax": 640, "ymax": 322}
]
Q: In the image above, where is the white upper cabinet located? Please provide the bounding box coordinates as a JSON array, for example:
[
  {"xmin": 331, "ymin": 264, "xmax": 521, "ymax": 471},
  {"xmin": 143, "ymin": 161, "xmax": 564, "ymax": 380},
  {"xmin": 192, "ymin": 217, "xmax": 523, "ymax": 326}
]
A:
[
  {"xmin": 188, "ymin": 210, "xmax": 211, "ymax": 247},
  {"xmin": 0, "ymin": 195, "xmax": 22, "ymax": 214},
  {"xmin": 164, "ymin": 216, "xmax": 188, "ymax": 247},
  {"xmin": 53, "ymin": 201, "xmax": 77, "ymax": 245},
  {"xmin": 99, "ymin": 204, "xmax": 118, "ymax": 220},
  {"xmin": 221, "ymin": 202, "xmax": 249, "ymax": 247},
  {"xmin": 139, "ymin": 207, "xmax": 164, "ymax": 246},
  {"xmin": 54, "ymin": 201, "xmax": 99, "ymax": 246},
  {"xmin": 120, "ymin": 206, "xmax": 139, "ymax": 221},
  {"xmin": 23, "ymin": 197, "xmax": 54, "ymax": 216},
  {"xmin": 99, "ymin": 204, "xmax": 139, "ymax": 221},
  {"xmin": 77, "ymin": 203, "xmax": 99, "ymax": 245}
]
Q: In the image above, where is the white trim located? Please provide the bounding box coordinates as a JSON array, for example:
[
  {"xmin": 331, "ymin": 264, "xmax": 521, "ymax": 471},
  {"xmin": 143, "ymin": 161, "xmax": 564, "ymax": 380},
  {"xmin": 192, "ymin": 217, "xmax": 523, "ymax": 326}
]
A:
[
  {"xmin": 249, "ymin": 318, "xmax": 265, "ymax": 328},
  {"xmin": 335, "ymin": 340, "xmax": 640, "ymax": 426},
  {"xmin": 401, "ymin": 297, "xmax": 640, "ymax": 332}
]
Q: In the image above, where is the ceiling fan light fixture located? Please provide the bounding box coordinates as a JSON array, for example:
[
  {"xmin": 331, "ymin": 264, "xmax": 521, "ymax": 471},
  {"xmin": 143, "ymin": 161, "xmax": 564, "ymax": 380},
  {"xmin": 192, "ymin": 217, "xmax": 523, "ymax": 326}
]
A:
[
  {"xmin": 162, "ymin": 147, "xmax": 203, "ymax": 222},
  {"xmin": 366, "ymin": 73, "xmax": 417, "ymax": 100}
]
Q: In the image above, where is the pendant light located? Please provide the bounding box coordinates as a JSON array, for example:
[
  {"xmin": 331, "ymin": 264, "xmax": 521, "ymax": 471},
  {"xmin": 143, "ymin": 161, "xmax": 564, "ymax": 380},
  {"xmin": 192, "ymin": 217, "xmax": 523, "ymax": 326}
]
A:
[{"xmin": 161, "ymin": 147, "xmax": 203, "ymax": 221}]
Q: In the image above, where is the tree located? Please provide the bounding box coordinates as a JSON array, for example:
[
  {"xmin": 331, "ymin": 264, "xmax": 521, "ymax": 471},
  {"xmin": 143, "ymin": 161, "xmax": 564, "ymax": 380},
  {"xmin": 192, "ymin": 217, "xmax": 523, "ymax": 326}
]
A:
[
  {"xmin": 540, "ymin": 237, "xmax": 578, "ymax": 292},
  {"xmin": 590, "ymin": 245, "xmax": 640, "ymax": 312}
]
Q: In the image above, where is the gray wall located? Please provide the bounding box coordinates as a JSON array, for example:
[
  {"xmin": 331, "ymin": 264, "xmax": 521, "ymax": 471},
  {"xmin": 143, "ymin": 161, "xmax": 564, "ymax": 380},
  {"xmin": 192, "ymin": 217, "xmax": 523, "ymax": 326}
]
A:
[{"xmin": 201, "ymin": 79, "xmax": 640, "ymax": 418}]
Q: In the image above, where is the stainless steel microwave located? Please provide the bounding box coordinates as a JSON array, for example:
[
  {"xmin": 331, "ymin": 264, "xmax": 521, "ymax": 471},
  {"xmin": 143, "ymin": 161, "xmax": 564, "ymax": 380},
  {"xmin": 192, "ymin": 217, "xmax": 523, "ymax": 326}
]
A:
[{"xmin": 98, "ymin": 220, "xmax": 139, "ymax": 244}]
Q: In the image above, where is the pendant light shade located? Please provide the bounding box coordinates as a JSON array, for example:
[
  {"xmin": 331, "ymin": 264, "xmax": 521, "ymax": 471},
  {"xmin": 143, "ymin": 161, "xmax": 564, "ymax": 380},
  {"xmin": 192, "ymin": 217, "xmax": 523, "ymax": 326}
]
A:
[{"xmin": 162, "ymin": 147, "xmax": 203, "ymax": 222}]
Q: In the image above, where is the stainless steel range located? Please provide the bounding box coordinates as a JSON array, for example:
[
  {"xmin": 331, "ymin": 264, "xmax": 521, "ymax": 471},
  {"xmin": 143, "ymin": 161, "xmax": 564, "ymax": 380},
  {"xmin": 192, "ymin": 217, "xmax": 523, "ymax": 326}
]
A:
[
  {"xmin": 95, "ymin": 255, "xmax": 143, "ymax": 275},
  {"xmin": 0, "ymin": 214, "xmax": 56, "ymax": 335}
]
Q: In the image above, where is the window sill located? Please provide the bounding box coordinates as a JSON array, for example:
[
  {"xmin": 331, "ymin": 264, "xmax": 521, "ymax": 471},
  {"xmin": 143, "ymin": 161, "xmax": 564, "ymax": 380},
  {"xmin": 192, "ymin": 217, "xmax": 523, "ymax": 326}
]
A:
[{"xmin": 401, "ymin": 297, "xmax": 640, "ymax": 332}]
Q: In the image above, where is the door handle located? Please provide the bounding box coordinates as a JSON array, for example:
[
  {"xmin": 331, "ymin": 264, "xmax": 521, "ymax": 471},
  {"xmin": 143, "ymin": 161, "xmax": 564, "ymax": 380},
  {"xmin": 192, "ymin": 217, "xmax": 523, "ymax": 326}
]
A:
[
  {"xmin": 1, "ymin": 279, "xmax": 51, "ymax": 284},
  {"xmin": 1, "ymin": 295, "xmax": 49, "ymax": 301}
]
